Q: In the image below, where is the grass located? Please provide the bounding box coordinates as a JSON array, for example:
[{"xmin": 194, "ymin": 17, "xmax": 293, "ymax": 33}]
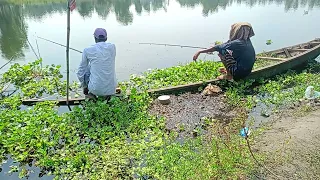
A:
[{"xmin": 138, "ymin": 113, "xmax": 261, "ymax": 180}]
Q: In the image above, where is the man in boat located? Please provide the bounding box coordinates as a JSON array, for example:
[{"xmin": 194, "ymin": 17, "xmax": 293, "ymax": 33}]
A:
[
  {"xmin": 193, "ymin": 22, "xmax": 256, "ymax": 80},
  {"xmin": 77, "ymin": 28, "xmax": 117, "ymax": 99}
]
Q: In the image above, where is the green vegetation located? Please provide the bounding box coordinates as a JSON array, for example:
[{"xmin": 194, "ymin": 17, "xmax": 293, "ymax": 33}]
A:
[
  {"xmin": 254, "ymin": 59, "xmax": 277, "ymax": 69},
  {"xmin": 1, "ymin": 57, "xmax": 319, "ymax": 179},
  {"xmin": 139, "ymin": 114, "xmax": 263, "ymax": 180},
  {"xmin": 128, "ymin": 61, "xmax": 222, "ymax": 89},
  {"xmin": 225, "ymin": 60, "xmax": 320, "ymax": 110},
  {"xmin": 0, "ymin": 61, "xmax": 164, "ymax": 178},
  {"xmin": 0, "ymin": 59, "xmax": 259, "ymax": 179},
  {"xmin": 266, "ymin": 39, "xmax": 273, "ymax": 45},
  {"xmin": 0, "ymin": 60, "xmax": 66, "ymax": 98},
  {"xmin": 127, "ymin": 59, "xmax": 277, "ymax": 90}
]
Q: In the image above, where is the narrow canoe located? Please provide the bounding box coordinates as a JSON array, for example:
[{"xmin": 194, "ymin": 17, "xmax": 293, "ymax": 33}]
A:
[{"xmin": 22, "ymin": 38, "xmax": 320, "ymax": 106}]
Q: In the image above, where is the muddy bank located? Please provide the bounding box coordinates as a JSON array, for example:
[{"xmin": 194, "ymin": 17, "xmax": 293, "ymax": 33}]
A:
[
  {"xmin": 149, "ymin": 93, "xmax": 241, "ymax": 137},
  {"xmin": 253, "ymin": 105, "xmax": 320, "ymax": 180}
]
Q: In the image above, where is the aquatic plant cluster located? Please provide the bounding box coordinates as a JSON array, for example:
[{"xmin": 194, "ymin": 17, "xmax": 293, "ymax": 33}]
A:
[
  {"xmin": 0, "ymin": 60, "xmax": 258, "ymax": 179},
  {"xmin": 127, "ymin": 61, "xmax": 222, "ymax": 89},
  {"xmin": 0, "ymin": 58, "xmax": 319, "ymax": 179},
  {"xmin": 127, "ymin": 59, "xmax": 276, "ymax": 90}
]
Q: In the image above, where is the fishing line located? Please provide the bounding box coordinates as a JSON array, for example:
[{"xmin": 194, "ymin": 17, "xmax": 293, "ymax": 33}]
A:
[{"xmin": 139, "ymin": 42, "xmax": 207, "ymax": 49}]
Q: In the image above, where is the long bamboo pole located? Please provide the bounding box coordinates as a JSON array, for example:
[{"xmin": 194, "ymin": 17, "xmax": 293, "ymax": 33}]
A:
[{"xmin": 66, "ymin": 2, "xmax": 71, "ymax": 111}]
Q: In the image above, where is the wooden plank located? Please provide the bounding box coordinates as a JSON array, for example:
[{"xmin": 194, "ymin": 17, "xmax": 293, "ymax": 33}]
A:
[
  {"xmin": 283, "ymin": 48, "xmax": 292, "ymax": 57},
  {"xmin": 22, "ymin": 98, "xmax": 85, "ymax": 106},
  {"xmin": 289, "ymin": 49, "xmax": 309, "ymax": 52},
  {"xmin": 148, "ymin": 81, "xmax": 211, "ymax": 95},
  {"xmin": 256, "ymin": 56, "xmax": 287, "ymax": 61},
  {"xmin": 22, "ymin": 94, "xmax": 123, "ymax": 106}
]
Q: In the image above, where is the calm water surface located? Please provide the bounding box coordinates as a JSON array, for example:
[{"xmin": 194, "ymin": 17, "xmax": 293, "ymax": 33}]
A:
[
  {"xmin": 1, "ymin": 0, "xmax": 320, "ymax": 179},
  {"xmin": 1, "ymin": 0, "xmax": 320, "ymax": 82}
]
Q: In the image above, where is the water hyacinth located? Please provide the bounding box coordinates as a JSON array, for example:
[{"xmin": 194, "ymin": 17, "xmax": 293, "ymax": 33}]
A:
[{"xmin": 0, "ymin": 58, "xmax": 319, "ymax": 179}]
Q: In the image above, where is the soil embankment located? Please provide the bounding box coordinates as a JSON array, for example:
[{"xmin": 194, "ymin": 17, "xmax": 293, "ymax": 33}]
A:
[{"xmin": 255, "ymin": 107, "xmax": 320, "ymax": 179}]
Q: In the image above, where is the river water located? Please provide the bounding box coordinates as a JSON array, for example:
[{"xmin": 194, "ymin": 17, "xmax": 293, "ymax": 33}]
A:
[
  {"xmin": 1, "ymin": 0, "xmax": 320, "ymax": 82},
  {"xmin": 0, "ymin": 1, "xmax": 320, "ymax": 179}
]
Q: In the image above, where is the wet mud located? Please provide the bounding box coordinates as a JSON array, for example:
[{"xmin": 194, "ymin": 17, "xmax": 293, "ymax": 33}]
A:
[{"xmin": 149, "ymin": 93, "xmax": 240, "ymax": 137}]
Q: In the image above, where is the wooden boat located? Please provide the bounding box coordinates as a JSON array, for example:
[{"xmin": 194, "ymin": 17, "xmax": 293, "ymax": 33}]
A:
[
  {"xmin": 22, "ymin": 38, "xmax": 320, "ymax": 106},
  {"xmin": 147, "ymin": 38, "xmax": 320, "ymax": 95}
]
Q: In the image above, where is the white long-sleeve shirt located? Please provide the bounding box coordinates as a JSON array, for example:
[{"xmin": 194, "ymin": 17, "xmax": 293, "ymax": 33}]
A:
[{"xmin": 77, "ymin": 42, "xmax": 116, "ymax": 96}]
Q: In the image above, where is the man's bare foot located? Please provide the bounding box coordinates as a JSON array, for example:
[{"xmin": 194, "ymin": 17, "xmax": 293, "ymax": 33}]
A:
[
  {"xmin": 219, "ymin": 67, "xmax": 227, "ymax": 74},
  {"xmin": 217, "ymin": 74, "xmax": 233, "ymax": 80},
  {"xmin": 85, "ymin": 93, "xmax": 96, "ymax": 100}
]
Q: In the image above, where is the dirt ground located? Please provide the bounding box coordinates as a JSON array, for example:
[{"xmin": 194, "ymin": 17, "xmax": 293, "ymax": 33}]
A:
[
  {"xmin": 149, "ymin": 93, "xmax": 241, "ymax": 137},
  {"xmin": 254, "ymin": 106, "xmax": 320, "ymax": 180}
]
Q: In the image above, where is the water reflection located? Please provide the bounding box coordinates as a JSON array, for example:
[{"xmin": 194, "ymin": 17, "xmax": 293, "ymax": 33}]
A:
[
  {"xmin": 22, "ymin": 2, "xmax": 65, "ymax": 20},
  {"xmin": 77, "ymin": 0, "xmax": 168, "ymax": 25},
  {"xmin": 0, "ymin": 3, "xmax": 28, "ymax": 60},
  {"xmin": 18, "ymin": 0, "xmax": 320, "ymax": 20},
  {"xmin": 178, "ymin": 0, "xmax": 320, "ymax": 16}
]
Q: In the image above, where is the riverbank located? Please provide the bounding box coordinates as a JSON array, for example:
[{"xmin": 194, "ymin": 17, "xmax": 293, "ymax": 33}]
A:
[{"xmin": 254, "ymin": 105, "xmax": 320, "ymax": 179}]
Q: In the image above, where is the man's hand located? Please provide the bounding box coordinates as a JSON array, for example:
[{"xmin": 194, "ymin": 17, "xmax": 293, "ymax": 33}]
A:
[
  {"xmin": 193, "ymin": 52, "xmax": 201, "ymax": 61},
  {"xmin": 83, "ymin": 87, "xmax": 89, "ymax": 95}
]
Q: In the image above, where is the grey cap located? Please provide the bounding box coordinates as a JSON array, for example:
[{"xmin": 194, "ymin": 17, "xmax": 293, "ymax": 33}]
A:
[{"xmin": 94, "ymin": 28, "xmax": 107, "ymax": 40}]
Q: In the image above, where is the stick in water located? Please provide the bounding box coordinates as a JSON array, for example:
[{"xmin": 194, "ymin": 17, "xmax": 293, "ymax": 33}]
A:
[
  {"xmin": 0, "ymin": 56, "xmax": 15, "ymax": 70},
  {"xmin": 35, "ymin": 34, "xmax": 41, "ymax": 59},
  {"xmin": 27, "ymin": 39, "xmax": 40, "ymax": 59},
  {"xmin": 66, "ymin": 2, "xmax": 72, "ymax": 111}
]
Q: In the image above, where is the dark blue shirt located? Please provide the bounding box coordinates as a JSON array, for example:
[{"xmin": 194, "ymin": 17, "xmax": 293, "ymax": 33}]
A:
[{"xmin": 214, "ymin": 39, "xmax": 256, "ymax": 78}]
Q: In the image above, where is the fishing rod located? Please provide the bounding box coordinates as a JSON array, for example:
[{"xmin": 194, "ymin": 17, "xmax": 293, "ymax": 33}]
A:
[
  {"xmin": 139, "ymin": 42, "xmax": 207, "ymax": 49},
  {"xmin": 36, "ymin": 36, "xmax": 83, "ymax": 54},
  {"xmin": 37, "ymin": 38, "xmax": 210, "ymax": 52}
]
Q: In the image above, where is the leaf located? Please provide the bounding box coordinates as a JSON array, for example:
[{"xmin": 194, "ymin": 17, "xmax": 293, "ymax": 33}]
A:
[{"xmin": 266, "ymin": 39, "xmax": 272, "ymax": 45}]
